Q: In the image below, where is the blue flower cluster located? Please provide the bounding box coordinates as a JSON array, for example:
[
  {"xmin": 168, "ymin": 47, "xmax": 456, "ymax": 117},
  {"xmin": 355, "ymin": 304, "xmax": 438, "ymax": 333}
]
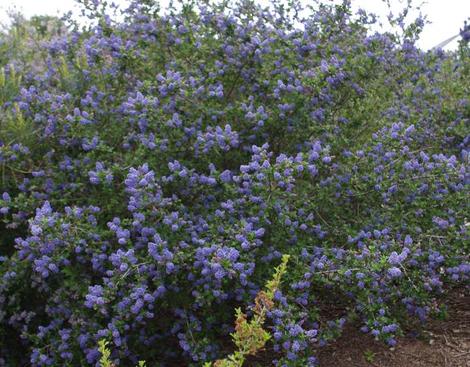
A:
[{"xmin": 0, "ymin": 1, "xmax": 468, "ymax": 366}]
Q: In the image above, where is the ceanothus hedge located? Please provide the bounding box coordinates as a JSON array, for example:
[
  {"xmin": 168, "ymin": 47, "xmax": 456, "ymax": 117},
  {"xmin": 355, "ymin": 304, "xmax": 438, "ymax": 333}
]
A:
[{"xmin": 0, "ymin": 0, "xmax": 468, "ymax": 366}]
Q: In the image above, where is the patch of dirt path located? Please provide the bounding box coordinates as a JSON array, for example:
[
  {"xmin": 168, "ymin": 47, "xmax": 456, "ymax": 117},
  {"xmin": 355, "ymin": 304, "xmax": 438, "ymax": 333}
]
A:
[{"xmin": 317, "ymin": 290, "xmax": 469, "ymax": 367}]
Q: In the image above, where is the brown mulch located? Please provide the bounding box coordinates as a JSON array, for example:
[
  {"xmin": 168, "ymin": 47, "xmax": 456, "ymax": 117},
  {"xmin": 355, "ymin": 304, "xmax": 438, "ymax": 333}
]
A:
[
  {"xmin": 317, "ymin": 290, "xmax": 469, "ymax": 367},
  {"xmin": 247, "ymin": 289, "xmax": 469, "ymax": 367}
]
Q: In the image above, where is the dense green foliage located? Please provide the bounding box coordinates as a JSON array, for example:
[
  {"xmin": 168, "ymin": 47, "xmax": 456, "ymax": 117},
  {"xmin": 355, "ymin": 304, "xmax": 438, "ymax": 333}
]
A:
[{"xmin": 0, "ymin": 1, "xmax": 468, "ymax": 366}]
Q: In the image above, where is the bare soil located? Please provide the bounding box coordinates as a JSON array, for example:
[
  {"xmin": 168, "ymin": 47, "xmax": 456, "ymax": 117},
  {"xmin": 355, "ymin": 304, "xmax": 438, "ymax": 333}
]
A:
[
  {"xmin": 317, "ymin": 290, "xmax": 470, "ymax": 367},
  {"xmin": 248, "ymin": 289, "xmax": 470, "ymax": 367}
]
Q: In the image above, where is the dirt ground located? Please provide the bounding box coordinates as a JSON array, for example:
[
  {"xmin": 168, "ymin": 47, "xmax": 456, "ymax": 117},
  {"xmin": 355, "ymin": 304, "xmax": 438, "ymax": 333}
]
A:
[
  {"xmin": 316, "ymin": 290, "xmax": 469, "ymax": 367},
  {"xmin": 247, "ymin": 289, "xmax": 469, "ymax": 367}
]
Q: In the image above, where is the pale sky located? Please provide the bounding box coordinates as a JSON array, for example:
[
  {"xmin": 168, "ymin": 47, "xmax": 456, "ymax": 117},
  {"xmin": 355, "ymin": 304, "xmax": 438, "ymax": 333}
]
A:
[{"xmin": 0, "ymin": 0, "xmax": 469, "ymax": 50}]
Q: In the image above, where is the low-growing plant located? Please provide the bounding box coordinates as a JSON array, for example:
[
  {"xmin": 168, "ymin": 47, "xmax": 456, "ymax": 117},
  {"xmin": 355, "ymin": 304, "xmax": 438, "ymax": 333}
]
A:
[
  {"xmin": 98, "ymin": 339, "xmax": 146, "ymax": 367},
  {"xmin": 363, "ymin": 350, "xmax": 376, "ymax": 364},
  {"xmin": 207, "ymin": 255, "xmax": 289, "ymax": 367}
]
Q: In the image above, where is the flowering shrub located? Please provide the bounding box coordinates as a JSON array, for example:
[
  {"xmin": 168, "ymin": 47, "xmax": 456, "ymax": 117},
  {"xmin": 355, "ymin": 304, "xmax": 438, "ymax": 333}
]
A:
[{"xmin": 0, "ymin": 0, "xmax": 469, "ymax": 366}]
